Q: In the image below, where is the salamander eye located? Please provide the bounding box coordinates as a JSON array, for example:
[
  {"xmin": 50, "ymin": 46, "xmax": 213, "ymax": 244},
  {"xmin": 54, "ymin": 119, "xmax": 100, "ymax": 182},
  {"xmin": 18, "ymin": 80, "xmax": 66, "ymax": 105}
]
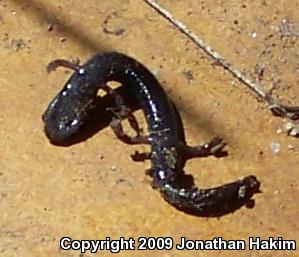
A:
[
  {"xmin": 61, "ymin": 116, "xmax": 80, "ymax": 128},
  {"xmin": 70, "ymin": 119, "xmax": 79, "ymax": 127}
]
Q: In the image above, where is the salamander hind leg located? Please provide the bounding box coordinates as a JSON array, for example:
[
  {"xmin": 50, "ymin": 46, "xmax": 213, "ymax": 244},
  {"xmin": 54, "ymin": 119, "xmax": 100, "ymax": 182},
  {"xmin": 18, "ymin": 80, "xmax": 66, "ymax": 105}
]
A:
[
  {"xmin": 131, "ymin": 151, "xmax": 151, "ymax": 162},
  {"xmin": 180, "ymin": 137, "xmax": 227, "ymax": 159}
]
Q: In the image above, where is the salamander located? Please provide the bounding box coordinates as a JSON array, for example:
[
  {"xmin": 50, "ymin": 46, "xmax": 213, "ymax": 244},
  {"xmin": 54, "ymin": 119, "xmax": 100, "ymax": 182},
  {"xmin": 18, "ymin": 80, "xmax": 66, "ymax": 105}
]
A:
[{"xmin": 42, "ymin": 52, "xmax": 260, "ymax": 216}]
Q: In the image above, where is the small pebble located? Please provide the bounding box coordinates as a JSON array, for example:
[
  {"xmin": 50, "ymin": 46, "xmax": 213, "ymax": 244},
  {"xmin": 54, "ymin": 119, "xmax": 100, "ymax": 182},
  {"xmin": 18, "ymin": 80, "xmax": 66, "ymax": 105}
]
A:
[
  {"xmin": 289, "ymin": 127, "xmax": 299, "ymax": 137},
  {"xmin": 282, "ymin": 122, "xmax": 295, "ymax": 133},
  {"xmin": 287, "ymin": 144, "xmax": 295, "ymax": 150},
  {"xmin": 251, "ymin": 31, "xmax": 257, "ymax": 38},
  {"xmin": 270, "ymin": 142, "xmax": 281, "ymax": 154},
  {"xmin": 152, "ymin": 68, "xmax": 160, "ymax": 77},
  {"xmin": 111, "ymin": 165, "xmax": 117, "ymax": 171},
  {"xmin": 276, "ymin": 128, "xmax": 283, "ymax": 134},
  {"xmin": 47, "ymin": 24, "xmax": 53, "ymax": 31},
  {"xmin": 277, "ymin": 122, "xmax": 299, "ymax": 137}
]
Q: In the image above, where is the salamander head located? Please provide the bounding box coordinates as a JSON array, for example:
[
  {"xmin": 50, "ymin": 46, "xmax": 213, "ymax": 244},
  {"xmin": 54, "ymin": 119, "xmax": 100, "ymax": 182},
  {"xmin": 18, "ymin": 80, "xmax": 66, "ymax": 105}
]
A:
[
  {"xmin": 42, "ymin": 70, "xmax": 97, "ymax": 144},
  {"xmin": 42, "ymin": 95, "xmax": 84, "ymax": 143},
  {"xmin": 42, "ymin": 53, "xmax": 119, "ymax": 143}
]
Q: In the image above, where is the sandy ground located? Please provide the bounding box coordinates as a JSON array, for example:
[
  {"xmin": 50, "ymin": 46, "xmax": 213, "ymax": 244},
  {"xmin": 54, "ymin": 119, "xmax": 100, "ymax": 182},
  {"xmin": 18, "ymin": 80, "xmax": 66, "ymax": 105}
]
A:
[{"xmin": 0, "ymin": 0, "xmax": 298, "ymax": 256}]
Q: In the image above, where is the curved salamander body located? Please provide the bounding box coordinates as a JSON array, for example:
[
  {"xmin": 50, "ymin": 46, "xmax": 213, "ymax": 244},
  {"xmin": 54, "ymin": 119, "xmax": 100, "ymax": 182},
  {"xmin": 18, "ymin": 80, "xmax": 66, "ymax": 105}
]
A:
[{"xmin": 43, "ymin": 52, "xmax": 260, "ymax": 216}]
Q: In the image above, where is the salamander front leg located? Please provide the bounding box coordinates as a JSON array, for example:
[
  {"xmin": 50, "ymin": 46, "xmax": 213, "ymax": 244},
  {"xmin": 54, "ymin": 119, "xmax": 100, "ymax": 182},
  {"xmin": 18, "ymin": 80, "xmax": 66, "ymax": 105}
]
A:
[
  {"xmin": 180, "ymin": 137, "xmax": 227, "ymax": 159},
  {"xmin": 110, "ymin": 117, "xmax": 150, "ymax": 145},
  {"xmin": 103, "ymin": 84, "xmax": 143, "ymax": 135},
  {"xmin": 47, "ymin": 59, "xmax": 80, "ymax": 73}
]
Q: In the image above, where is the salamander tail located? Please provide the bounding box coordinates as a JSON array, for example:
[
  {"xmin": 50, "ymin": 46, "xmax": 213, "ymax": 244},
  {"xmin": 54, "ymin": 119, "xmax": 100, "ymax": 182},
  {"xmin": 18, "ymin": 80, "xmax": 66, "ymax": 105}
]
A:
[{"xmin": 157, "ymin": 175, "xmax": 260, "ymax": 217}]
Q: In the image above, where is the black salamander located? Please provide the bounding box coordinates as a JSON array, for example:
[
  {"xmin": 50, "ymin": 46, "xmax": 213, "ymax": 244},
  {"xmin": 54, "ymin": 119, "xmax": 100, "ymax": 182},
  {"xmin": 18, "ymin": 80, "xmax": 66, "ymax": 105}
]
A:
[{"xmin": 42, "ymin": 52, "xmax": 260, "ymax": 216}]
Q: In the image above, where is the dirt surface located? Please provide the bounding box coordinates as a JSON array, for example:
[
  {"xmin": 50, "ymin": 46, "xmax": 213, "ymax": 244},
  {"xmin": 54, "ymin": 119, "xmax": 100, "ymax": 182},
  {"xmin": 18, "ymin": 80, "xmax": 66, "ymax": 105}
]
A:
[{"xmin": 0, "ymin": 0, "xmax": 298, "ymax": 256}]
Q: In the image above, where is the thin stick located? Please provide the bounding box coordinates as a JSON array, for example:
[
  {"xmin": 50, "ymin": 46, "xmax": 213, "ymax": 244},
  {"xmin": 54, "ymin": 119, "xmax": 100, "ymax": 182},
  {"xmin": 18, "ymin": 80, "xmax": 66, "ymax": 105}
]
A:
[{"xmin": 142, "ymin": 0, "xmax": 299, "ymax": 121}]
